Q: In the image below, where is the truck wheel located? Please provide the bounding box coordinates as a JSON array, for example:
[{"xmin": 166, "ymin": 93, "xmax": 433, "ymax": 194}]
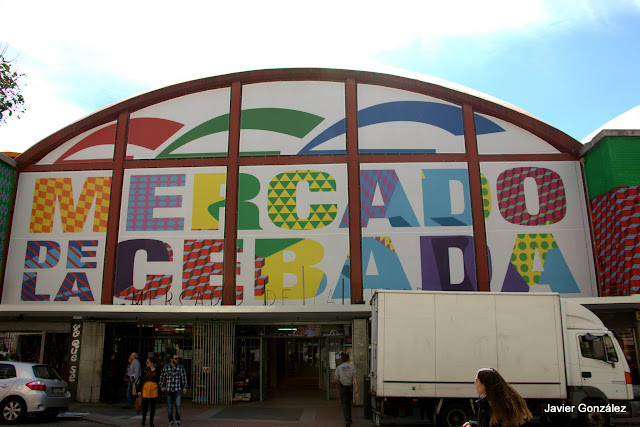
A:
[
  {"xmin": 576, "ymin": 400, "xmax": 610, "ymax": 427},
  {"xmin": 438, "ymin": 402, "xmax": 472, "ymax": 427}
]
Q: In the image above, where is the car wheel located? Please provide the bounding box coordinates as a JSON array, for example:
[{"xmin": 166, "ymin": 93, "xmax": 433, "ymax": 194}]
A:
[
  {"xmin": 438, "ymin": 402, "xmax": 472, "ymax": 427},
  {"xmin": 1, "ymin": 397, "xmax": 26, "ymax": 424}
]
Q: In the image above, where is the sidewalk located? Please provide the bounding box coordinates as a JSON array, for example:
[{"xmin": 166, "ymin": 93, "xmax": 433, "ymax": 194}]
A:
[
  {"xmin": 66, "ymin": 397, "xmax": 377, "ymax": 427},
  {"xmin": 62, "ymin": 398, "xmax": 640, "ymax": 426}
]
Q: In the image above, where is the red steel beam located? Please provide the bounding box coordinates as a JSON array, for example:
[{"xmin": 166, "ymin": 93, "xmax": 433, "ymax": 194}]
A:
[
  {"xmin": 102, "ymin": 111, "xmax": 129, "ymax": 304},
  {"xmin": 222, "ymin": 82, "xmax": 242, "ymax": 305},
  {"xmin": 463, "ymin": 104, "xmax": 491, "ymax": 292},
  {"xmin": 346, "ymin": 78, "xmax": 363, "ymax": 304}
]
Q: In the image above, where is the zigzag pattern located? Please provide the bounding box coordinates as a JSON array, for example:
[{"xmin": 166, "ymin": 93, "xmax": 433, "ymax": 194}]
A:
[{"xmin": 592, "ymin": 186, "xmax": 640, "ymax": 296}]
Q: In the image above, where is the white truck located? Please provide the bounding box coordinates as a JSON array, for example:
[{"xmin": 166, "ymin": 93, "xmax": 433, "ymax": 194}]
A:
[{"xmin": 370, "ymin": 290, "xmax": 635, "ymax": 427}]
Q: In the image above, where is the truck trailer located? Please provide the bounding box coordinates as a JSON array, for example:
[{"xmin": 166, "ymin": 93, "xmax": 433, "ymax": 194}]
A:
[{"xmin": 369, "ymin": 291, "xmax": 634, "ymax": 427}]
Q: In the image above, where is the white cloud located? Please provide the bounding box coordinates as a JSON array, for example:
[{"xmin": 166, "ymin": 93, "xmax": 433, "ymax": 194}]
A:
[{"xmin": 0, "ymin": 0, "xmax": 637, "ymax": 153}]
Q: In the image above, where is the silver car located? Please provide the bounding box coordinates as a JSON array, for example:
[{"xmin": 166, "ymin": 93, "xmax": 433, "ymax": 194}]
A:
[{"xmin": 0, "ymin": 361, "xmax": 70, "ymax": 423}]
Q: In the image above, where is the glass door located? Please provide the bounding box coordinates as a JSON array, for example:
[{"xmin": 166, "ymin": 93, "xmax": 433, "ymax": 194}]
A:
[{"xmin": 319, "ymin": 336, "xmax": 345, "ymax": 400}]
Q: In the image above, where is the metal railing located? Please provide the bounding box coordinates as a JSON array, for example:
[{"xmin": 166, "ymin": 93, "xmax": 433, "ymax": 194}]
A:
[{"xmin": 192, "ymin": 321, "xmax": 235, "ymax": 404}]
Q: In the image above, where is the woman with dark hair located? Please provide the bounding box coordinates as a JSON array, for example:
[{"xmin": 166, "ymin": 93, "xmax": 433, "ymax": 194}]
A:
[
  {"xmin": 463, "ymin": 368, "xmax": 532, "ymax": 427},
  {"xmin": 138, "ymin": 357, "xmax": 160, "ymax": 426}
]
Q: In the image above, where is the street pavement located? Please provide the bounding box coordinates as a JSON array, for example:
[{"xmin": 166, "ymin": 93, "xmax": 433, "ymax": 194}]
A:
[
  {"xmin": 19, "ymin": 392, "xmax": 377, "ymax": 427},
  {"xmin": 10, "ymin": 394, "xmax": 640, "ymax": 426}
]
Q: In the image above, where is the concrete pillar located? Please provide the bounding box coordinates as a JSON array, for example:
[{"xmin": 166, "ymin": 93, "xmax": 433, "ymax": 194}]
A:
[
  {"xmin": 76, "ymin": 321, "xmax": 105, "ymax": 403},
  {"xmin": 353, "ymin": 318, "xmax": 368, "ymax": 406}
]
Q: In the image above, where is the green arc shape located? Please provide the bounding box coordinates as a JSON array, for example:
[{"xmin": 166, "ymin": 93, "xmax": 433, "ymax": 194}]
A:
[{"xmin": 157, "ymin": 108, "xmax": 324, "ymax": 158}]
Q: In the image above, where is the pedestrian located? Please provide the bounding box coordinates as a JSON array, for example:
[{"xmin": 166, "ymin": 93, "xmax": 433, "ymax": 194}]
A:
[
  {"xmin": 159, "ymin": 354, "xmax": 188, "ymax": 427},
  {"xmin": 123, "ymin": 352, "xmax": 141, "ymax": 409},
  {"xmin": 138, "ymin": 357, "xmax": 160, "ymax": 426},
  {"xmin": 105, "ymin": 352, "xmax": 118, "ymax": 403},
  {"xmin": 463, "ymin": 367, "xmax": 532, "ymax": 427},
  {"xmin": 334, "ymin": 352, "xmax": 358, "ymax": 427}
]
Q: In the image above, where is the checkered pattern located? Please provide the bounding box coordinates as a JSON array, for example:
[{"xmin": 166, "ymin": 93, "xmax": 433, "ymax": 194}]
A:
[
  {"xmin": 29, "ymin": 177, "xmax": 111, "ymax": 233},
  {"xmin": 496, "ymin": 167, "xmax": 566, "ymax": 225},
  {"xmin": 592, "ymin": 186, "xmax": 640, "ymax": 296},
  {"xmin": 115, "ymin": 275, "xmax": 172, "ymax": 301},
  {"xmin": 254, "ymin": 257, "xmax": 268, "ymax": 297},
  {"xmin": 182, "ymin": 239, "xmax": 224, "ymax": 300},
  {"xmin": 181, "ymin": 240, "xmax": 244, "ymax": 302}
]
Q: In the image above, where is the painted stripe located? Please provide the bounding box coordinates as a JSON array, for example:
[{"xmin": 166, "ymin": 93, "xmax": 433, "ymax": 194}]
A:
[
  {"xmin": 157, "ymin": 108, "xmax": 324, "ymax": 158},
  {"xmin": 299, "ymin": 101, "xmax": 504, "ymax": 154}
]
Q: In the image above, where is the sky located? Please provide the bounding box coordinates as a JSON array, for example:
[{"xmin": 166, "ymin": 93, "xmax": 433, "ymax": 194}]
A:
[{"xmin": 1, "ymin": 0, "xmax": 639, "ymax": 154}]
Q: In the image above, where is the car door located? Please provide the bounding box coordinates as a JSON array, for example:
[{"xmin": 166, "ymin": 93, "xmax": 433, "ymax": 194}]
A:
[
  {"xmin": 577, "ymin": 333, "xmax": 628, "ymax": 400},
  {"xmin": 0, "ymin": 363, "xmax": 18, "ymax": 400}
]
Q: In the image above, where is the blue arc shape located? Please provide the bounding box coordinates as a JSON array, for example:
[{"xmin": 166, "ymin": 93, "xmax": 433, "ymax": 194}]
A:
[{"xmin": 298, "ymin": 101, "xmax": 505, "ymax": 155}]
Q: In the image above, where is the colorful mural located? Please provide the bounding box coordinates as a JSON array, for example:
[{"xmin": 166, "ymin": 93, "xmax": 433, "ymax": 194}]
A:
[
  {"xmin": 0, "ymin": 159, "xmax": 16, "ymax": 286},
  {"xmin": 1, "ymin": 78, "xmax": 598, "ymax": 307},
  {"xmin": 482, "ymin": 161, "xmax": 596, "ymax": 294},
  {"xmin": 591, "ymin": 186, "xmax": 640, "ymax": 296},
  {"xmin": 3, "ymin": 172, "xmax": 111, "ymax": 303},
  {"xmin": 37, "ymin": 121, "xmax": 117, "ymax": 165}
]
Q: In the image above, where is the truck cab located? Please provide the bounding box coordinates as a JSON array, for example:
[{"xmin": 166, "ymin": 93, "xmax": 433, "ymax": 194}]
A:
[{"xmin": 563, "ymin": 300, "xmax": 634, "ymax": 426}]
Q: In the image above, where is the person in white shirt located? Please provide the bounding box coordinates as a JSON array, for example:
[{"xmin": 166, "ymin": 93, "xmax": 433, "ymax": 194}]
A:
[{"xmin": 334, "ymin": 353, "xmax": 358, "ymax": 426}]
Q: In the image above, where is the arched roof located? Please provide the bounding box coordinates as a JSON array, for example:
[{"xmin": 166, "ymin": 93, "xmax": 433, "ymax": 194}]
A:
[{"xmin": 15, "ymin": 68, "xmax": 581, "ymax": 169}]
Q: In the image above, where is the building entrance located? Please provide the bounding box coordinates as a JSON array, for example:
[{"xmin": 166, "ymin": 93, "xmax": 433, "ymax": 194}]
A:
[
  {"xmin": 235, "ymin": 324, "xmax": 348, "ymax": 401},
  {"xmin": 102, "ymin": 323, "xmax": 194, "ymax": 402}
]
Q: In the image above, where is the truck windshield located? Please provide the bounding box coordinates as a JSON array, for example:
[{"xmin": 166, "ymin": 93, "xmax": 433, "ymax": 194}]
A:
[
  {"xmin": 579, "ymin": 334, "xmax": 619, "ymax": 363},
  {"xmin": 603, "ymin": 335, "xmax": 619, "ymax": 363}
]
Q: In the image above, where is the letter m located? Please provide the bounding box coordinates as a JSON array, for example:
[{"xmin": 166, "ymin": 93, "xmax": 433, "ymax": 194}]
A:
[{"xmin": 30, "ymin": 177, "xmax": 112, "ymax": 233}]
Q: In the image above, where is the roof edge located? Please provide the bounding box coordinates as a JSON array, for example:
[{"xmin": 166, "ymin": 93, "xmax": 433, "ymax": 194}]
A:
[
  {"xmin": 579, "ymin": 129, "xmax": 640, "ymax": 157},
  {"xmin": 16, "ymin": 68, "xmax": 582, "ymax": 167}
]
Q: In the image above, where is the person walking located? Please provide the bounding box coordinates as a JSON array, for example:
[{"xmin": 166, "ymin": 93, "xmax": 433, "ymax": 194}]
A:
[
  {"xmin": 138, "ymin": 357, "xmax": 160, "ymax": 427},
  {"xmin": 123, "ymin": 352, "xmax": 141, "ymax": 409},
  {"xmin": 159, "ymin": 354, "xmax": 188, "ymax": 427},
  {"xmin": 105, "ymin": 352, "xmax": 118, "ymax": 404},
  {"xmin": 334, "ymin": 352, "xmax": 358, "ymax": 427},
  {"xmin": 463, "ymin": 367, "xmax": 532, "ymax": 427}
]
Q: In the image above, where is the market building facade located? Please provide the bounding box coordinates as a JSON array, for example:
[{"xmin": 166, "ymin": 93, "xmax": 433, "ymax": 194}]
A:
[
  {"xmin": 0, "ymin": 69, "xmax": 602, "ymax": 403},
  {"xmin": 578, "ymin": 129, "xmax": 640, "ymax": 382}
]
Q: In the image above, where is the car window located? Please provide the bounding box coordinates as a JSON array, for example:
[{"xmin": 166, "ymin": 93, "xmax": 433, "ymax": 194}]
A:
[
  {"xmin": 32, "ymin": 365, "xmax": 62, "ymax": 380},
  {"xmin": 0, "ymin": 363, "xmax": 17, "ymax": 379}
]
